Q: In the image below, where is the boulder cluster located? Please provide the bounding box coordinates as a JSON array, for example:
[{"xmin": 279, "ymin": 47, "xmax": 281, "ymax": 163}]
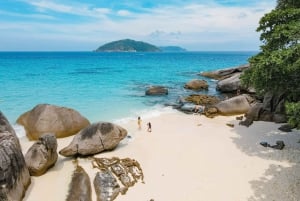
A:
[
  {"xmin": 144, "ymin": 63, "xmax": 288, "ymax": 125},
  {"xmin": 0, "ymin": 104, "xmax": 129, "ymax": 201},
  {"xmin": 198, "ymin": 64, "xmax": 288, "ymax": 124}
]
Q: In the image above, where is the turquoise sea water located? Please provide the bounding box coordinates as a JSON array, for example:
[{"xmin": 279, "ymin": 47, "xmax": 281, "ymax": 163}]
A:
[{"xmin": 0, "ymin": 51, "xmax": 256, "ymax": 135}]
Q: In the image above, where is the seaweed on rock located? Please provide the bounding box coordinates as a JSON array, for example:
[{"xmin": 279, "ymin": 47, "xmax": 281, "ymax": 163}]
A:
[{"xmin": 92, "ymin": 157, "xmax": 144, "ymax": 201}]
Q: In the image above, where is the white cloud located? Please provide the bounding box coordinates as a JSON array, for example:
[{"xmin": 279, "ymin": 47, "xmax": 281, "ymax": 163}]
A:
[
  {"xmin": 26, "ymin": 0, "xmax": 111, "ymax": 18},
  {"xmin": 0, "ymin": 10, "xmax": 55, "ymax": 20},
  {"xmin": 116, "ymin": 10, "xmax": 132, "ymax": 17},
  {"xmin": 0, "ymin": 0, "xmax": 276, "ymax": 50}
]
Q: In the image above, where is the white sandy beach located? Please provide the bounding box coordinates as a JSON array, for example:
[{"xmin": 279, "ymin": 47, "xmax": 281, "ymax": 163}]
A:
[{"xmin": 20, "ymin": 111, "xmax": 300, "ymax": 201}]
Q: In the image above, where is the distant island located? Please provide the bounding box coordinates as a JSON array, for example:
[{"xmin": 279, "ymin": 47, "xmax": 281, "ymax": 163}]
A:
[
  {"xmin": 95, "ymin": 39, "xmax": 161, "ymax": 52},
  {"xmin": 94, "ymin": 39, "xmax": 186, "ymax": 52},
  {"xmin": 159, "ymin": 46, "xmax": 187, "ymax": 52}
]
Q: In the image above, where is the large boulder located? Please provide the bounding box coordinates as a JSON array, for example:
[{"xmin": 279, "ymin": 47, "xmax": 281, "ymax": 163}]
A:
[
  {"xmin": 200, "ymin": 64, "xmax": 249, "ymax": 80},
  {"xmin": 216, "ymin": 73, "xmax": 242, "ymax": 92},
  {"xmin": 215, "ymin": 95, "xmax": 251, "ymax": 115},
  {"xmin": 184, "ymin": 79, "xmax": 208, "ymax": 91},
  {"xmin": 17, "ymin": 104, "xmax": 90, "ymax": 140},
  {"xmin": 25, "ymin": 133, "xmax": 58, "ymax": 176},
  {"xmin": 0, "ymin": 112, "xmax": 31, "ymax": 201},
  {"xmin": 240, "ymin": 92, "xmax": 287, "ymax": 126},
  {"xmin": 145, "ymin": 86, "xmax": 168, "ymax": 95},
  {"xmin": 59, "ymin": 122, "xmax": 127, "ymax": 157}
]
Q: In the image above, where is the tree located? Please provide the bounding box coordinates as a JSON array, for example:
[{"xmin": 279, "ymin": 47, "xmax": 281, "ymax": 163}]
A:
[
  {"xmin": 241, "ymin": 0, "xmax": 300, "ymax": 127},
  {"xmin": 242, "ymin": 0, "xmax": 300, "ymax": 97},
  {"xmin": 276, "ymin": 0, "xmax": 300, "ymax": 9}
]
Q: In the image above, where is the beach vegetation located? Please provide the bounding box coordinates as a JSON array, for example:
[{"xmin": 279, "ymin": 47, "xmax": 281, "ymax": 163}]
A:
[
  {"xmin": 285, "ymin": 102, "xmax": 300, "ymax": 129},
  {"xmin": 241, "ymin": 0, "xmax": 300, "ymax": 127}
]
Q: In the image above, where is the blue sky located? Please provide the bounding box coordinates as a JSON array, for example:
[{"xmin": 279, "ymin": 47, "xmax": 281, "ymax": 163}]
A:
[{"xmin": 0, "ymin": 0, "xmax": 276, "ymax": 51}]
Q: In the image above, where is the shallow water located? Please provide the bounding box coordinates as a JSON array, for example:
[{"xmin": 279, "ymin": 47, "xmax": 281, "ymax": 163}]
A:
[{"xmin": 0, "ymin": 51, "xmax": 256, "ymax": 137}]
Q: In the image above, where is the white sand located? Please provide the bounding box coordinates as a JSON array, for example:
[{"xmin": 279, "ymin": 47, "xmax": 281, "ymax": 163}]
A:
[{"xmin": 20, "ymin": 111, "xmax": 300, "ymax": 201}]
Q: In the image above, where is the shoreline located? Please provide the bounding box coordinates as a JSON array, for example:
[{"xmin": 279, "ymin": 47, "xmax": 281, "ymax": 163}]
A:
[
  {"xmin": 20, "ymin": 111, "xmax": 300, "ymax": 201},
  {"xmin": 14, "ymin": 105, "xmax": 177, "ymax": 138}
]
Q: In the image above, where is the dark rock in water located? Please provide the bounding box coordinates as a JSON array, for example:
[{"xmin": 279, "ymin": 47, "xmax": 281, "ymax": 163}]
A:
[
  {"xmin": 66, "ymin": 163, "xmax": 92, "ymax": 201},
  {"xmin": 94, "ymin": 170, "xmax": 120, "ymax": 201},
  {"xmin": 25, "ymin": 133, "xmax": 58, "ymax": 176},
  {"xmin": 0, "ymin": 111, "xmax": 31, "ymax": 201},
  {"xmin": 16, "ymin": 104, "xmax": 90, "ymax": 140},
  {"xmin": 59, "ymin": 122, "xmax": 127, "ymax": 157},
  {"xmin": 278, "ymin": 124, "xmax": 294, "ymax": 132},
  {"xmin": 145, "ymin": 86, "xmax": 168, "ymax": 96}
]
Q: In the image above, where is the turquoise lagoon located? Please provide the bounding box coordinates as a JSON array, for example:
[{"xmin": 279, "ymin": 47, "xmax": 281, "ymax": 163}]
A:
[{"xmin": 0, "ymin": 51, "xmax": 256, "ymax": 136}]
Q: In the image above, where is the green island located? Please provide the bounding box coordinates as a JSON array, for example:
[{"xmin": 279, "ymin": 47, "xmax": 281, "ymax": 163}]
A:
[
  {"xmin": 94, "ymin": 39, "xmax": 161, "ymax": 52},
  {"xmin": 94, "ymin": 39, "xmax": 186, "ymax": 52}
]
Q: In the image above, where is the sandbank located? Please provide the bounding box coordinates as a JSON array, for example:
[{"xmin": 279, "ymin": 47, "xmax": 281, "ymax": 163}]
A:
[{"xmin": 20, "ymin": 111, "xmax": 300, "ymax": 201}]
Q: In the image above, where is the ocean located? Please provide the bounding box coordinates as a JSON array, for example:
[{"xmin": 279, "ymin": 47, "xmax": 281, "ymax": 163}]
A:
[{"xmin": 0, "ymin": 51, "xmax": 256, "ymax": 137}]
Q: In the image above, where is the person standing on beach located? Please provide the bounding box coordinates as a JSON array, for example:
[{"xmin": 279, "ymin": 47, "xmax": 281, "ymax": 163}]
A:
[
  {"xmin": 147, "ymin": 122, "xmax": 152, "ymax": 132},
  {"xmin": 138, "ymin": 116, "xmax": 142, "ymax": 130}
]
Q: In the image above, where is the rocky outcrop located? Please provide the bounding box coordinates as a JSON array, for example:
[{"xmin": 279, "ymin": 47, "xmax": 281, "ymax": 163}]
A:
[
  {"xmin": 177, "ymin": 94, "xmax": 220, "ymax": 114},
  {"xmin": 240, "ymin": 92, "xmax": 287, "ymax": 127},
  {"xmin": 17, "ymin": 104, "xmax": 90, "ymax": 140},
  {"xmin": 145, "ymin": 86, "xmax": 168, "ymax": 95},
  {"xmin": 184, "ymin": 79, "xmax": 208, "ymax": 91},
  {"xmin": 215, "ymin": 95, "xmax": 252, "ymax": 115},
  {"xmin": 200, "ymin": 64, "xmax": 255, "ymax": 93},
  {"xmin": 200, "ymin": 64, "xmax": 249, "ymax": 80},
  {"xmin": 185, "ymin": 94, "xmax": 220, "ymax": 105},
  {"xmin": 216, "ymin": 73, "xmax": 242, "ymax": 92},
  {"xmin": 59, "ymin": 122, "xmax": 127, "ymax": 157},
  {"xmin": 25, "ymin": 133, "xmax": 58, "ymax": 176},
  {"xmin": 0, "ymin": 112, "xmax": 31, "ymax": 201}
]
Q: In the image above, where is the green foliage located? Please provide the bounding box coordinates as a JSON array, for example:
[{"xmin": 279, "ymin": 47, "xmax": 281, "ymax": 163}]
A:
[
  {"xmin": 241, "ymin": 0, "xmax": 300, "ymax": 99},
  {"xmin": 276, "ymin": 0, "xmax": 300, "ymax": 9},
  {"xmin": 241, "ymin": 0, "xmax": 300, "ymax": 127},
  {"xmin": 243, "ymin": 45, "xmax": 300, "ymax": 98},
  {"xmin": 285, "ymin": 102, "xmax": 300, "ymax": 129}
]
